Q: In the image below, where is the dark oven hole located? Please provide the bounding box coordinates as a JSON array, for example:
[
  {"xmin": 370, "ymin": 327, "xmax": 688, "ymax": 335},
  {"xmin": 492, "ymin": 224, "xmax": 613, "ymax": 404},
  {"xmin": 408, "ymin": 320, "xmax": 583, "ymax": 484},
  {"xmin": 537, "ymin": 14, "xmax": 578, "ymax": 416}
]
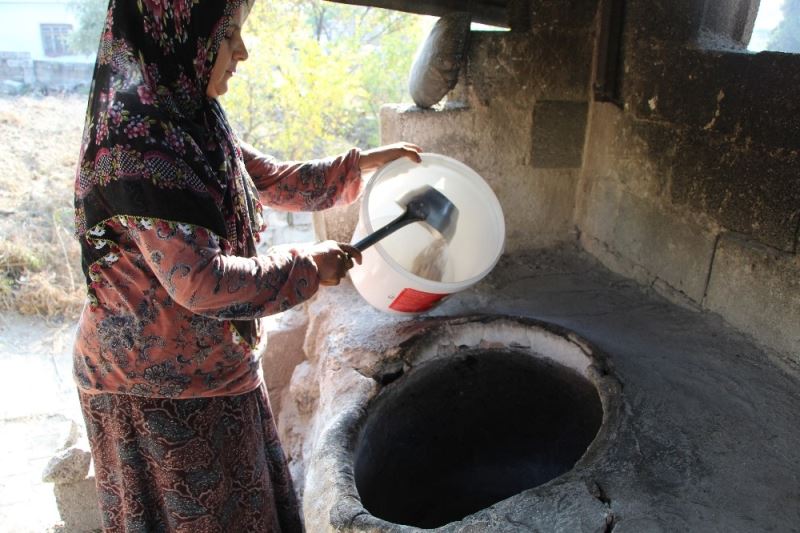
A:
[{"xmin": 354, "ymin": 348, "xmax": 603, "ymax": 528}]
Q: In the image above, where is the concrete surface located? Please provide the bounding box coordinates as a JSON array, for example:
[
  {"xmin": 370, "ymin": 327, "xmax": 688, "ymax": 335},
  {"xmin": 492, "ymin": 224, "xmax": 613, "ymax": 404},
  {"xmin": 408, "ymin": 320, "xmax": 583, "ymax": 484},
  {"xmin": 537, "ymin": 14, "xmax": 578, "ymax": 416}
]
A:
[
  {"xmin": 294, "ymin": 244, "xmax": 800, "ymax": 532},
  {"xmin": 0, "ymin": 313, "xmax": 82, "ymax": 532}
]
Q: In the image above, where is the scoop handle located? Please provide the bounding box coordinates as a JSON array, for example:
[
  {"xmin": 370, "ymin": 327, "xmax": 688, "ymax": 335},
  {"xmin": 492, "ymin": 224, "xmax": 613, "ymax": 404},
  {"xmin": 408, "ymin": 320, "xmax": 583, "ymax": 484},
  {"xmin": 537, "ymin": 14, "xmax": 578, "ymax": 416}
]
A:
[{"xmin": 353, "ymin": 209, "xmax": 422, "ymax": 252}]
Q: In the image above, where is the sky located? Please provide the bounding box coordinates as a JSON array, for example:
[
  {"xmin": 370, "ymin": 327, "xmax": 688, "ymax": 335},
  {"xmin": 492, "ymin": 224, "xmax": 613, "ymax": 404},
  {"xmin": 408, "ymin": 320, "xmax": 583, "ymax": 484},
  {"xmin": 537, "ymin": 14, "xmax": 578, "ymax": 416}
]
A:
[{"xmin": 748, "ymin": 0, "xmax": 786, "ymax": 51}]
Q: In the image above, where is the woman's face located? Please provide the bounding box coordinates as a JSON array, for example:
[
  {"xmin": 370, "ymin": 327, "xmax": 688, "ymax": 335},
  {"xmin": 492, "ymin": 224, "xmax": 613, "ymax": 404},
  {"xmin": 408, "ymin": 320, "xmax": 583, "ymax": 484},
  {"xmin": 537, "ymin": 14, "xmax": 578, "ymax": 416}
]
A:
[{"xmin": 206, "ymin": 3, "xmax": 250, "ymax": 99}]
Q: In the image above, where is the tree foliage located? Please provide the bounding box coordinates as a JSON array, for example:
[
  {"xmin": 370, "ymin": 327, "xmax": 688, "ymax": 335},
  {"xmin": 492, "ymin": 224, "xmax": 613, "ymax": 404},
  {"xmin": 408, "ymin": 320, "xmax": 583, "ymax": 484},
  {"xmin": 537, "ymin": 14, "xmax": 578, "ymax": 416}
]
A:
[
  {"xmin": 68, "ymin": 0, "xmax": 107, "ymax": 55},
  {"xmin": 64, "ymin": 0, "xmax": 426, "ymax": 159},
  {"xmin": 223, "ymin": 1, "xmax": 426, "ymax": 159},
  {"xmin": 767, "ymin": 0, "xmax": 800, "ymax": 53}
]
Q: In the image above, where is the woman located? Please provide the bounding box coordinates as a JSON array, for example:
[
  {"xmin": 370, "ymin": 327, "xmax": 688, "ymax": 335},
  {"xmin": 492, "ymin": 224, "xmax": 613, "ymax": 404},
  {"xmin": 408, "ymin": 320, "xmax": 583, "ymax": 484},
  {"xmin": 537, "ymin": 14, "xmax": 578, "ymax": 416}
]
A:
[{"xmin": 73, "ymin": 1, "xmax": 421, "ymax": 531}]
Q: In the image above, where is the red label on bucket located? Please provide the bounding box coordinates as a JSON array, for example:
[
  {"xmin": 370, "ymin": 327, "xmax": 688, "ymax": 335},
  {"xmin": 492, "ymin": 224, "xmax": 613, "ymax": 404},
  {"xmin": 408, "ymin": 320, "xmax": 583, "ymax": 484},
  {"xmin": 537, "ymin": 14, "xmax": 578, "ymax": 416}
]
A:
[{"xmin": 389, "ymin": 288, "xmax": 447, "ymax": 313}]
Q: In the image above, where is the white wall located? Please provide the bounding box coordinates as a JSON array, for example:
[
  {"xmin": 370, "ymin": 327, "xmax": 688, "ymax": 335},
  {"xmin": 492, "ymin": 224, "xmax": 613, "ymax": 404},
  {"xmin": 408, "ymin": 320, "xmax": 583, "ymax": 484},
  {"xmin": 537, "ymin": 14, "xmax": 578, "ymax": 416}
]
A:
[{"xmin": 0, "ymin": 0, "xmax": 93, "ymax": 62}]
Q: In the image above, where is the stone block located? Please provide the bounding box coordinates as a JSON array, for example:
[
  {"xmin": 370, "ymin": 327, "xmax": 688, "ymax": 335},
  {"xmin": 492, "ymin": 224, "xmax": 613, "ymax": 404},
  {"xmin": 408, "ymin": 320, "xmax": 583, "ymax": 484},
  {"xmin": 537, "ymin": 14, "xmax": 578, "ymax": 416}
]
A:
[
  {"xmin": 42, "ymin": 446, "xmax": 91, "ymax": 484},
  {"xmin": 531, "ymin": 100, "xmax": 588, "ymax": 168},
  {"xmin": 591, "ymin": 71, "xmax": 800, "ymax": 252},
  {"xmin": 625, "ymin": 0, "xmax": 705, "ymax": 44},
  {"xmin": 261, "ymin": 307, "xmax": 309, "ymax": 420},
  {"xmin": 289, "ymin": 211, "xmax": 313, "ymax": 226},
  {"xmin": 669, "ymin": 128, "xmax": 800, "ymax": 253},
  {"xmin": 625, "ymin": 47, "xmax": 800, "ymax": 150},
  {"xmin": 704, "ymin": 234, "xmax": 800, "ymax": 360},
  {"xmin": 612, "ymin": 40, "xmax": 800, "ymax": 253},
  {"xmin": 579, "ymin": 177, "xmax": 717, "ymax": 303},
  {"xmin": 581, "ymin": 103, "xmax": 672, "ymax": 202},
  {"xmin": 466, "ymin": 33, "xmax": 536, "ymax": 106},
  {"xmin": 289, "ymin": 361, "xmax": 318, "ymax": 416},
  {"xmin": 701, "ymin": 0, "xmax": 759, "ymax": 45},
  {"xmin": 500, "ymin": 168, "xmax": 580, "ymax": 250},
  {"xmin": 624, "ymin": 46, "xmax": 744, "ymax": 129},
  {"xmin": 529, "ymin": 0, "xmax": 599, "ymax": 31},
  {"xmin": 266, "ymin": 209, "xmax": 289, "ymax": 228},
  {"xmin": 53, "ymin": 477, "xmax": 102, "ymax": 533},
  {"xmin": 468, "ymin": 31, "xmax": 592, "ymax": 104},
  {"xmin": 729, "ymin": 52, "xmax": 800, "ymax": 150}
]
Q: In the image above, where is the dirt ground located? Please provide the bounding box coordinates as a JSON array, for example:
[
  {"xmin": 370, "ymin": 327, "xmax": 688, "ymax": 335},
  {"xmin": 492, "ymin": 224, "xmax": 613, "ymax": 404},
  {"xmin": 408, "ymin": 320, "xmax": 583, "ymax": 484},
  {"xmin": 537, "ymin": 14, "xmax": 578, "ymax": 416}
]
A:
[
  {"xmin": 0, "ymin": 95, "xmax": 85, "ymax": 318},
  {"xmin": 0, "ymin": 313, "xmax": 80, "ymax": 532},
  {"xmin": 0, "ymin": 93, "xmax": 315, "ymax": 532},
  {"xmin": 0, "ymin": 95, "xmax": 315, "ymax": 532},
  {"xmin": 0, "ymin": 95, "xmax": 86, "ymax": 532}
]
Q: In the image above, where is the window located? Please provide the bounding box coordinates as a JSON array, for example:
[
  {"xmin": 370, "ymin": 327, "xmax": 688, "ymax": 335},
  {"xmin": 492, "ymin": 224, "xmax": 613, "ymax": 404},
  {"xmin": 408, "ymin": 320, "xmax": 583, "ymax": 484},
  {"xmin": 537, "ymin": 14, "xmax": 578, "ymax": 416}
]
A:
[{"xmin": 40, "ymin": 24, "xmax": 73, "ymax": 57}]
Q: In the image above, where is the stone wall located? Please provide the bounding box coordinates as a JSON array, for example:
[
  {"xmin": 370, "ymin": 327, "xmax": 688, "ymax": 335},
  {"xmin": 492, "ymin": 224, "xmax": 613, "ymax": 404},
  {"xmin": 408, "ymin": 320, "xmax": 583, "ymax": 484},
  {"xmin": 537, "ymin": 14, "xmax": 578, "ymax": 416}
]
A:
[
  {"xmin": 32, "ymin": 60, "xmax": 93, "ymax": 92},
  {"xmin": 577, "ymin": 0, "xmax": 800, "ymax": 358},
  {"xmin": 0, "ymin": 52, "xmax": 33, "ymax": 84},
  {"xmin": 382, "ymin": 0, "xmax": 596, "ymax": 252},
  {"xmin": 0, "ymin": 52, "xmax": 92, "ymax": 93},
  {"xmin": 380, "ymin": 0, "xmax": 800, "ymax": 360}
]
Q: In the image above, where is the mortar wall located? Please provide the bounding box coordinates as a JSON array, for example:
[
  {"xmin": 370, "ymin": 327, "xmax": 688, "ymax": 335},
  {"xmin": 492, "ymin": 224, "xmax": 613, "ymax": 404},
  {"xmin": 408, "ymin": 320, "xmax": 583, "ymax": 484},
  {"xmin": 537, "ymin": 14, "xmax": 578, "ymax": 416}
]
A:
[
  {"xmin": 381, "ymin": 28, "xmax": 593, "ymax": 253},
  {"xmin": 380, "ymin": 0, "xmax": 799, "ymax": 361},
  {"xmin": 577, "ymin": 2, "xmax": 800, "ymax": 361}
]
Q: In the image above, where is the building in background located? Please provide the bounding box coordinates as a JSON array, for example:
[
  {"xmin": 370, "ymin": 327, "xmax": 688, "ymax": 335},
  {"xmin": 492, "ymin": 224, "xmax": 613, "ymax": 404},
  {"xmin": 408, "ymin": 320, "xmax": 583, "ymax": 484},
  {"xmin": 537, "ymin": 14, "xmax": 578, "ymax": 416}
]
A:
[{"xmin": 0, "ymin": 0, "xmax": 94, "ymax": 93}]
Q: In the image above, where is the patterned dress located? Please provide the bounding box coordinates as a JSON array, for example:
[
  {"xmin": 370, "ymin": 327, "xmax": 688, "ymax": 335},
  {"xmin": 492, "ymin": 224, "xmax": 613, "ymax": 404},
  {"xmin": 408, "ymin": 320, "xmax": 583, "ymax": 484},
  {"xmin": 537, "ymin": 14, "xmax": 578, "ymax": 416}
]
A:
[{"xmin": 72, "ymin": 1, "xmax": 362, "ymax": 531}]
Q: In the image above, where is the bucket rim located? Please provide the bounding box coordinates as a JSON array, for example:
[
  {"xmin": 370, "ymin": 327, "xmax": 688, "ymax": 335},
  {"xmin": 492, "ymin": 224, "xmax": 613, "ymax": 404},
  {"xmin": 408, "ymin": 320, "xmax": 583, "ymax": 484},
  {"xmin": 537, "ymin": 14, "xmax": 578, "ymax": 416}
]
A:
[{"xmin": 359, "ymin": 152, "xmax": 505, "ymax": 292}]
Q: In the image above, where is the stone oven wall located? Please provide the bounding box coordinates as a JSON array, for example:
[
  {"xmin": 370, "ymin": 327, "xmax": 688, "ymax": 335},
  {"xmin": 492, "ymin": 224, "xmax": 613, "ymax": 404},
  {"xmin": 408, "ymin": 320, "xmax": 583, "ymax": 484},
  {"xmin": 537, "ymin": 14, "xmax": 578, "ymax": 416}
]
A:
[
  {"xmin": 577, "ymin": 0, "xmax": 799, "ymax": 358},
  {"xmin": 380, "ymin": 0, "xmax": 799, "ymax": 360},
  {"xmin": 382, "ymin": 2, "xmax": 596, "ymax": 252}
]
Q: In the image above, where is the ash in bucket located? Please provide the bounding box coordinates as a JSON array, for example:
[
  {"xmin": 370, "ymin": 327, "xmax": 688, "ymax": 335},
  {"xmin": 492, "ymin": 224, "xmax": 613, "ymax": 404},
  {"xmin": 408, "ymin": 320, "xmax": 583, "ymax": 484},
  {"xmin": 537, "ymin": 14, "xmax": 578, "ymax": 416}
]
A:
[
  {"xmin": 353, "ymin": 349, "xmax": 603, "ymax": 528},
  {"xmin": 410, "ymin": 235, "xmax": 449, "ymax": 281},
  {"xmin": 403, "ymin": 183, "xmax": 456, "ymax": 282}
]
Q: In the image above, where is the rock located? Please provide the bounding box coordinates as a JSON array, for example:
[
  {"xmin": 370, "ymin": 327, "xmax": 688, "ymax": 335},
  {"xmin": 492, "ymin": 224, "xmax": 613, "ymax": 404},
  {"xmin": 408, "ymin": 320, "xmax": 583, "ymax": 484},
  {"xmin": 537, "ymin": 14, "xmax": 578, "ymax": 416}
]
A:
[
  {"xmin": 289, "ymin": 361, "xmax": 318, "ymax": 415},
  {"xmin": 261, "ymin": 306, "xmax": 310, "ymax": 419},
  {"xmin": 408, "ymin": 12, "xmax": 472, "ymax": 108},
  {"xmin": 54, "ymin": 478, "xmax": 102, "ymax": 532},
  {"xmin": 0, "ymin": 79, "xmax": 25, "ymax": 95},
  {"xmin": 62, "ymin": 419, "xmax": 83, "ymax": 450},
  {"xmin": 42, "ymin": 446, "xmax": 92, "ymax": 483}
]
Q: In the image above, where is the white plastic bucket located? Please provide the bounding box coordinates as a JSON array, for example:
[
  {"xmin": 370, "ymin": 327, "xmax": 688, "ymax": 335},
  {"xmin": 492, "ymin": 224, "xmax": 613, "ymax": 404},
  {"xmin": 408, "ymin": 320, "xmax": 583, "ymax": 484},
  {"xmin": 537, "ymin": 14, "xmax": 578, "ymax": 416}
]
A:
[{"xmin": 349, "ymin": 153, "xmax": 505, "ymax": 314}]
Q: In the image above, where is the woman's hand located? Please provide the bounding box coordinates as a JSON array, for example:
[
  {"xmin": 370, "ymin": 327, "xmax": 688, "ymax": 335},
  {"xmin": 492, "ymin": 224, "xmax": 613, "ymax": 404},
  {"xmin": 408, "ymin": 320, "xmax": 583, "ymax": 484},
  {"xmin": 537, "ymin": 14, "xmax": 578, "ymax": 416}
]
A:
[
  {"xmin": 308, "ymin": 240, "xmax": 363, "ymax": 286},
  {"xmin": 359, "ymin": 142, "xmax": 423, "ymax": 173}
]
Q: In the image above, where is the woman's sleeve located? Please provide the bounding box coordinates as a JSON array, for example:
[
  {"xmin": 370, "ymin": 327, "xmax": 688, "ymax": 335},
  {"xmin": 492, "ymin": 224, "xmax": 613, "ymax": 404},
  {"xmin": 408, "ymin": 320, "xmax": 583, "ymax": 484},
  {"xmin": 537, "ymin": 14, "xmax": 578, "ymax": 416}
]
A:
[
  {"xmin": 240, "ymin": 141, "xmax": 362, "ymax": 212},
  {"xmin": 128, "ymin": 220, "xmax": 320, "ymax": 320}
]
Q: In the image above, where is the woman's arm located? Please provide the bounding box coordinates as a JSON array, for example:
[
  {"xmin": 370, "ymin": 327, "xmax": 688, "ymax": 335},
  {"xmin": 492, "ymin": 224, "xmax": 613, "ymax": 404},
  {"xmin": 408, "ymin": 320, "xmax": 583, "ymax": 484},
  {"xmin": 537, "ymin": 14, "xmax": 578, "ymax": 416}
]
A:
[
  {"xmin": 241, "ymin": 142, "xmax": 362, "ymax": 212},
  {"xmin": 240, "ymin": 141, "xmax": 423, "ymax": 212},
  {"xmin": 126, "ymin": 220, "xmax": 359, "ymax": 320}
]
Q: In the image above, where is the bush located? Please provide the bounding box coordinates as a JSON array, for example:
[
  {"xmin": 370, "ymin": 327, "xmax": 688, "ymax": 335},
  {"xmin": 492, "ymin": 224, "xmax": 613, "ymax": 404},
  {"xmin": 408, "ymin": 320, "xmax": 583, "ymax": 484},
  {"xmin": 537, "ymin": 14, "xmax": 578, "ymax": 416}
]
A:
[{"xmin": 0, "ymin": 95, "xmax": 86, "ymax": 319}]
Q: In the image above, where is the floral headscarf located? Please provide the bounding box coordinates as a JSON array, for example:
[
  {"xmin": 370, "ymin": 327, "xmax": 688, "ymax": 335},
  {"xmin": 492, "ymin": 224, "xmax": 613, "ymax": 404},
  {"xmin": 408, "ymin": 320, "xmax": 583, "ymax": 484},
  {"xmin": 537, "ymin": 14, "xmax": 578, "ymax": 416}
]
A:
[{"xmin": 74, "ymin": 0, "xmax": 262, "ymax": 342}]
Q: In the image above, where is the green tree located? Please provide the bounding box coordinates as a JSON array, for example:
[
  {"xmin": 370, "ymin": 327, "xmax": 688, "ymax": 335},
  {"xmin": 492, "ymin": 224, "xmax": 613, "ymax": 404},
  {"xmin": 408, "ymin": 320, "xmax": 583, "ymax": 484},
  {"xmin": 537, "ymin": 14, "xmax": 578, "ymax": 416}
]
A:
[
  {"xmin": 223, "ymin": 1, "xmax": 425, "ymax": 159},
  {"xmin": 65, "ymin": 0, "xmax": 427, "ymax": 158},
  {"xmin": 767, "ymin": 0, "xmax": 800, "ymax": 53},
  {"xmin": 68, "ymin": 0, "xmax": 107, "ymax": 55}
]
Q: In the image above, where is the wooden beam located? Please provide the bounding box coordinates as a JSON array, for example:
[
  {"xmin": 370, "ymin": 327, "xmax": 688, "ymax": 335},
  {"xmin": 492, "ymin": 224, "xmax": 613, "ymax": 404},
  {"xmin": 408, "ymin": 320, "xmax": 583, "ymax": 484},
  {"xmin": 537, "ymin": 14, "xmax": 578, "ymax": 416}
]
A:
[
  {"xmin": 593, "ymin": 0, "xmax": 625, "ymax": 106},
  {"xmin": 324, "ymin": 0, "xmax": 510, "ymax": 27}
]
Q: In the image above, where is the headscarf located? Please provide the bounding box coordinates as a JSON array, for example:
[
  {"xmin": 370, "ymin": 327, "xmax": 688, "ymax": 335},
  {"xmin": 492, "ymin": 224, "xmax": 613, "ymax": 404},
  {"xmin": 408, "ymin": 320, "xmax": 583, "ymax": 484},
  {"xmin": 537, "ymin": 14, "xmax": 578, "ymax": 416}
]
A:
[{"xmin": 74, "ymin": 0, "xmax": 262, "ymax": 343}]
